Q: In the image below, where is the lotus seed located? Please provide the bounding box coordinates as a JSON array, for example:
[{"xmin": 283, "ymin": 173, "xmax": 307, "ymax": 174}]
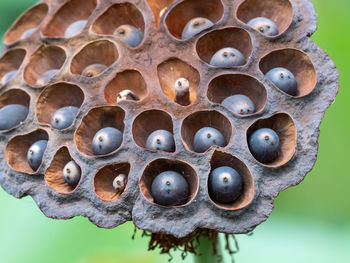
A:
[
  {"xmin": 64, "ymin": 20, "xmax": 87, "ymax": 38},
  {"xmin": 222, "ymin": 94, "xmax": 255, "ymax": 115},
  {"xmin": 1, "ymin": 70, "xmax": 17, "ymax": 86},
  {"xmin": 36, "ymin": 69, "xmax": 59, "ymax": 86},
  {"xmin": 20, "ymin": 28, "xmax": 36, "ymax": 40},
  {"xmin": 117, "ymin": 90, "xmax": 140, "ymax": 103},
  {"xmin": 174, "ymin": 77, "xmax": 190, "ymax": 106},
  {"xmin": 248, "ymin": 128, "xmax": 280, "ymax": 163},
  {"xmin": 113, "ymin": 174, "xmax": 127, "ymax": 193},
  {"xmin": 145, "ymin": 129, "xmax": 175, "ymax": 152},
  {"xmin": 210, "ymin": 47, "xmax": 246, "ymax": 67},
  {"xmin": 193, "ymin": 127, "xmax": 226, "ymax": 153},
  {"xmin": 27, "ymin": 140, "xmax": 48, "ymax": 171},
  {"xmin": 0, "ymin": 104, "xmax": 29, "ymax": 131},
  {"xmin": 63, "ymin": 160, "xmax": 81, "ymax": 186},
  {"xmin": 248, "ymin": 17, "xmax": 279, "ymax": 37},
  {"xmin": 51, "ymin": 106, "xmax": 79, "ymax": 130},
  {"xmin": 81, "ymin": 64, "xmax": 107, "ymax": 78},
  {"xmin": 151, "ymin": 171, "xmax": 189, "ymax": 206},
  {"xmin": 208, "ymin": 166, "xmax": 243, "ymax": 204},
  {"xmin": 265, "ymin": 67, "xmax": 298, "ymax": 96},
  {"xmin": 92, "ymin": 127, "xmax": 123, "ymax": 155},
  {"xmin": 182, "ymin": 17, "xmax": 214, "ymax": 40},
  {"xmin": 114, "ymin": 24, "xmax": 143, "ymax": 48}
]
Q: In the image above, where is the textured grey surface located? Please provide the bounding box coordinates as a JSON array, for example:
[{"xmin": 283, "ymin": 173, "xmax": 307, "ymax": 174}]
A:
[{"xmin": 0, "ymin": 0, "xmax": 339, "ymax": 238}]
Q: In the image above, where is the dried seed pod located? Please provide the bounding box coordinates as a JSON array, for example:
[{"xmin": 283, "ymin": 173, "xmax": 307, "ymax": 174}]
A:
[{"xmin": 0, "ymin": 0, "xmax": 338, "ymax": 245}]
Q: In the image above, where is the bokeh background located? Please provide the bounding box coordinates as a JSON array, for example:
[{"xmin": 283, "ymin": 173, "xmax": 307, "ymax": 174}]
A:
[{"xmin": 0, "ymin": 0, "xmax": 349, "ymax": 262}]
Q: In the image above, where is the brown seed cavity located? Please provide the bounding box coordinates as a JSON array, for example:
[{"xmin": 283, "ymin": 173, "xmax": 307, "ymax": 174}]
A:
[
  {"xmin": 181, "ymin": 110, "xmax": 232, "ymax": 153},
  {"xmin": 132, "ymin": 110, "xmax": 174, "ymax": 151},
  {"xmin": 209, "ymin": 151, "xmax": 254, "ymax": 210},
  {"xmin": 165, "ymin": 0, "xmax": 224, "ymax": 39},
  {"xmin": 237, "ymin": 0, "xmax": 294, "ymax": 37},
  {"xmin": 259, "ymin": 48, "xmax": 317, "ymax": 97},
  {"xmin": 140, "ymin": 158, "xmax": 198, "ymax": 207},
  {"xmin": 71, "ymin": 40, "xmax": 119, "ymax": 76},
  {"xmin": 247, "ymin": 113, "xmax": 297, "ymax": 167},
  {"xmin": 42, "ymin": 0, "xmax": 97, "ymax": 38},
  {"xmin": 94, "ymin": 163, "xmax": 130, "ymax": 202},
  {"xmin": 158, "ymin": 58, "xmax": 200, "ymax": 106},
  {"xmin": 4, "ymin": 3, "xmax": 48, "ymax": 45},
  {"xmin": 23, "ymin": 45, "xmax": 66, "ymax": 87},
  {"xmin": 36, "ymin": 83, "xmax": 84, "ymax": 128},
  {"xmin": 207, "ymin": 74, "xmax": 267, "ymax": 117},
  {"xmin": 92, "ymin": 2, "xmax": 144, "ymax": 36},
  {"xmin": 196, "ymin": 27, "xmax": 252, "ymax": 66}
]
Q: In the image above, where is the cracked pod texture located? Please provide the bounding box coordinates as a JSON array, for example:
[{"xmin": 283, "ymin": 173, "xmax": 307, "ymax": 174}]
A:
[{"xmin": 0, "ymin": 0, "xmax": 338, "ymax": 238}]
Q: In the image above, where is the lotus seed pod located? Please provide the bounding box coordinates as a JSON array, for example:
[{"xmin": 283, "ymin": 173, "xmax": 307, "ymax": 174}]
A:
[
  {"xmin": 210, "ymin": 47, "xmax": 246, "ymax": 67},
  {"xmin": 36, "ymin": 69, "xmax": 59, "ymax": 86},
  {"xmin": 0, "ymin": 104, "xmax": 29, "ymax": 131},
  {"xmin": 63, "ymin": 160, "xmax": 81, "ymax": 186},
  {"xmin": 27, "ymin": 140, "xmax": 48, "ymax": 171},
  {"xmin": 266, "ymin": 67, "xmax": 298, "ymax": 96},
  {"xmin": 92, "ymin": 127, "xmax": 123, "ymax": 155},
  {"xmin": 247, "ymin": 17, "xmax": 279, "ymax": 37},
  {"xmin": 113, "ymin": 173, "xmax": 127, "ymax": 193},
  {"xmin": 208, "ymin": 166, "xmax": 243, "ymax": 204},
  {"xmin": 222, "ymin": 94, "xmax": 255, "ymax": 115},
  {"xmin": 151, "ymin": 171, "xmax": 189, "ymax": 206},
  {"xmin": 193, "ymin": 127, "xmax": 227, "ymax": 153},
  {"xmin": 64, "ymin": 20, "xmax": 87, "ymax": 38},
  {"xmin": 114, "ymin": 25, "xmax": 143, "ymax": 48},
  {"xmin": 0, "ymin": 0, "xmax": 339, "ymax": 256},
  {"xmin": 117, "ymin": 90, "xmax": 140, "ymax": 103},
  {"xmin": 182, "ymin": 17, "xmax": 214, "ymax": 40},
  {"xmin": 81, "ymin": 64, "xmax": 107, "ymax": 78},
  {"xmin": 1, "ymin": 70, "xmax": 17, "ymax": 86},
  {"xmin": 51, "ymin": 106, "xmax": 79, "ymax": 130},
  {"xmin": 145, "ymin": 129, "xmax": 175, "ymax": 152},
  {"xmin": 248, "ymin": 128, "xmax": 280, "ymax": 163}
]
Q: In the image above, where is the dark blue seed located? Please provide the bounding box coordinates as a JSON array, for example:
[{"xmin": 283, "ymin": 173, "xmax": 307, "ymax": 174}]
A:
[
  {"xmin": 265, "ymin": 67, "xmax": 298, "ymax": 96},
  {"xmin": 0, "ymin": 104, "xmax": 29, "ymax": 131},
  {"xmin": 63, "ymin": 160, "xmax": 81, "ymax": 186},
  {"xmin": 27, "ymin": 140, "xmax": 48, "ymax": 171},
  {"xmin": 222, "ymin": 94, "xmax": 255, "ymax": 115},
  {"xmin": 51, "ymin": 106, "xmax": 79, "ymax": 130},
  {"xmin": 182, "ymin": 17, "xmax": 214, "ymax": 40},
  {"xmin": 92, "ymin": 127, "xmax": 123, "ymax": 155},
  {"xmin": 145, "ymin": 129, "xmax": 175, "ymax": 152},
  {"xmin": 64, "ymin": 20, "xmax": 87, "ymax": 38},
  {"xmin": 248, "ymin": 128, "xmax": 280, "ymax": 163},
  {"xmin": 247, "ymin": 17, "xmax": 279, "ymax": 37},
  {"xmin": 151, "ymin": 171, "xmax": 189, "ymax": 206},
  {"xmin": 114, "ymin": 24, "xmax": 143, "ymax": 47},
  {"xmin": 36, "ymin": 69, "xmax": 59, "ymax": 86},
  {"xmin": 208, "ymin": 166, "xmax": 243, "ymax": 204},
  {"xmin": 210, "ymin": 47, "xmax": 246, "ymax": 67},
  {"xmin": 193, "ymin": 127, "xmax": 226, "ymax": 153}
]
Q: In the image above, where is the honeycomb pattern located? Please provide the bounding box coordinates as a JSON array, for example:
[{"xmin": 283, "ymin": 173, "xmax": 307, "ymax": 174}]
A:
[{"xmin": 0, "ymin": 0, "xmax": 338, "ymax": 238}]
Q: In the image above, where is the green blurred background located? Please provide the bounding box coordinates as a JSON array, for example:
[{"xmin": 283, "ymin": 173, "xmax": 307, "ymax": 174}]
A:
[{"xmin": 0, "ymin": 0, "xmax": 349, "ymax": 262}]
